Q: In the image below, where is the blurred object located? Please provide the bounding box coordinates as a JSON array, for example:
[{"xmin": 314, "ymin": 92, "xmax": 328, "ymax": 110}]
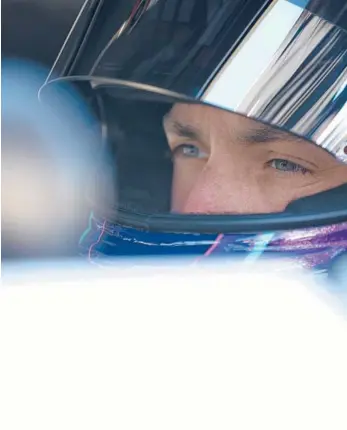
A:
[
  {"xmin": 2, "ymin": 0, "xmax": 91, "ymax": 259},
  {"xmin": 1, "ymin": 262, "xmax": 347, "ymax": 430},
  {"xmin": 2, "ymin": 59, "xmax": 99, "ymax": 259}
]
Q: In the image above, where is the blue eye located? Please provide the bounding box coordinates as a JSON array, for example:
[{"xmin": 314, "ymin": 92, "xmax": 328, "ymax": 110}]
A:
[
  {"xmin": 172, "ymin": 144, "xmax": 207, "ymax": 159},
  {"xmin": 269, "ymin": 158, "xmax": 309, "ymax": 174}
]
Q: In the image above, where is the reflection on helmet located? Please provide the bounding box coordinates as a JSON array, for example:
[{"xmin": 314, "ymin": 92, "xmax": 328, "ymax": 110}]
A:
[{"xmin": 41, "ymin": 0, "xmax": 347, "ymax": 281}]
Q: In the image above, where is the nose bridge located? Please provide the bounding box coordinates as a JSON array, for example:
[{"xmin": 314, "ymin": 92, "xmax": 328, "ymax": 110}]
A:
[{"xmin": 182, "ymin": 152, "xmax": 243, "ymax": 213}]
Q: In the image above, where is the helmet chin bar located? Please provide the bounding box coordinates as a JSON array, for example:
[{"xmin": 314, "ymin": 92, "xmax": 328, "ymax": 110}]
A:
[
  {"xmin": 286, "ymin": 182, "xmax": 347, "ymax": 215},
  {"xmin": 91, "ymin": 182, "xmax": 347, "ymax": 234}
]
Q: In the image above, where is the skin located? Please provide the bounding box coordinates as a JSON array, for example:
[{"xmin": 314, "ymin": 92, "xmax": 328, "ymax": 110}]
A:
[{"xmin": 163, "ymin": 103, "xmax": 347, "ymax": 214}]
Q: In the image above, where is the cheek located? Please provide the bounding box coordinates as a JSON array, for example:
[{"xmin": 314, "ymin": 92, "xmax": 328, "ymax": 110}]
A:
[
  {"xmin": 170, "ymin": 153, "xmax": 311, "ymax": 214},
  {"xmin": 171, "ymin": 155, "xmax": 280, "ymax": 214},
  {"xmin": 171, "ymin": 159, "xmax": 206, "ymax": 212}
]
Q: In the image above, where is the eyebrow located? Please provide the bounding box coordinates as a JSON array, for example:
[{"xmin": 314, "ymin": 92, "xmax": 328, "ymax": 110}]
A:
[
  {"xmin": 164, "ymin": 120, "xmax": 203, "ymax": 142},
  {"xmin": 239, "ymin": 124, "xmax": 303, "ymax": 145},
  {"xmin": 165, "ymin": 118, "xmax": 301, "ymax": 144},
  {"xmin": 240, "ymin": 125, "xmax": 322, "ymax": 168}
]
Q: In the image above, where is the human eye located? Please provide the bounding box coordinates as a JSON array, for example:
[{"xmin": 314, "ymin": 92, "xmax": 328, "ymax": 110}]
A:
[
  {"xmin": 171, "ymin": 143, "xmax": 208, "ymax": 159},
  {"xmin": 268, "ymin": 158, "xmax": 310, "ymax": 174}
]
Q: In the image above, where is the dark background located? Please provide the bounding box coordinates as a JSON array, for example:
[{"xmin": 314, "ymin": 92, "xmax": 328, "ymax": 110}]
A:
[{"xmin": 2, "ymin": 0, "xmax": 84, "ymax": 68}]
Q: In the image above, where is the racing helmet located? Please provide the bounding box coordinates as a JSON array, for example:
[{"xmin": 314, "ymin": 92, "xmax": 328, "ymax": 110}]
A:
[{"xmin": 40, "ymin": 0, "xmax": 347, "ymax": 277}]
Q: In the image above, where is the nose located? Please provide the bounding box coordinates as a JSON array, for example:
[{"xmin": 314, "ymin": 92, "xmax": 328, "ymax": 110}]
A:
[{"xmin": 179, "ymin": 158, "xmax": 246, "ymax": 214}]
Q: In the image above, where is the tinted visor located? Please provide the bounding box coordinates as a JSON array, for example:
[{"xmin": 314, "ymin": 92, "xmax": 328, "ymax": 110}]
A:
[{"xmin": 54, "ymin": 0, "xmax": 347, "ymax": 159}]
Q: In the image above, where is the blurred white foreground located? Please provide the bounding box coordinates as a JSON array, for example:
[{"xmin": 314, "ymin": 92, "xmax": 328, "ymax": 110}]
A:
[{"xmin": 1, "ymin": 261, "xmax": 347, "ymax": 430}]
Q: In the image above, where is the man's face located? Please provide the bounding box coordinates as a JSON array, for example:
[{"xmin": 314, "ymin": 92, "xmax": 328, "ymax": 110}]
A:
[{"xmin": 163, "ymin": 103, "xmax": 347, "ymax": 214}]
